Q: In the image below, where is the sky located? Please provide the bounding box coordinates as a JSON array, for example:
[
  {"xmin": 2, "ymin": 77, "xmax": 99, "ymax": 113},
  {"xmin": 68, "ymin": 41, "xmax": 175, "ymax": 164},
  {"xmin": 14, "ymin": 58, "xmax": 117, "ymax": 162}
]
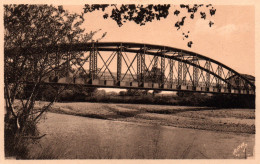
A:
[{"xmin": 63, "ymin": 5, "xmax": 255, "ymax": 77}]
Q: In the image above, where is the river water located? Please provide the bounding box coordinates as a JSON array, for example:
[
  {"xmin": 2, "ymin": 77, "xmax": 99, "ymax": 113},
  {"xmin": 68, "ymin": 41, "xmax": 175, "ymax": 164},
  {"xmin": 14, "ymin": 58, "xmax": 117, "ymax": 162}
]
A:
[{"xmin": 30, "ymin": 112, "xmax": 254, "ymax": 159}]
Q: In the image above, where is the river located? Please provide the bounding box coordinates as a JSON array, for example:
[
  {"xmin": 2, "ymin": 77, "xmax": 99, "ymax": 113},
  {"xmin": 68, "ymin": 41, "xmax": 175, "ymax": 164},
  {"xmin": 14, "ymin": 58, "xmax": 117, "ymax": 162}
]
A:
[{"xmin": 29, "ymin": 112, "xmax": 254, "ymax": 159}]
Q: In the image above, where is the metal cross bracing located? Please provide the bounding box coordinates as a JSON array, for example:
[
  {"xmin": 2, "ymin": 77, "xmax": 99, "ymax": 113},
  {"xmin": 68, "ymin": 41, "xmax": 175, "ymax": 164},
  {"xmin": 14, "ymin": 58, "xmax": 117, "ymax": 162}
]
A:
[{"xmin": 6, "ymin": 42, "xmax": 255, "ymax": 95}]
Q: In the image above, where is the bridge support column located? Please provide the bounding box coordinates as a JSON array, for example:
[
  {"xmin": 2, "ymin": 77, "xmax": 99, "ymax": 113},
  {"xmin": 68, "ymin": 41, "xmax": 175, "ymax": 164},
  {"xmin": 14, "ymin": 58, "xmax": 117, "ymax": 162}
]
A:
[
  {"xmin": 205, "ymin": 60, "xmax": 210, "ymax": 87},
  {"xmin": 154, "ymin": 56, "xmax": 158, "ymax": 68},
  {"xmin": 141, "ymin": 52, "xmax": 146, "ymax": 82},
  {"xmin": 193, "ymin": 58, "xmax": 199, "ymax": 87},
  {"xmin": 183, "ymin": 63, "xmax": 188, "ymax": 85},
  {"xmin": 169, "ymin": 59, "xmax": 173, "ymax": 85},
  {"xmin": 137, "ymin": 53, "xmax": 141, "ymax": 82},
  {"xmin": 161, "ymin": 51, "xmax": 165, "ymax": 84},
  {"xmin": 137, "ymin": 46, "xmax": 146, "ymax": 83},
  {"xmin": 117, "ymin": 46, "xmax": 122, "ymax": 82},
  {"xmin": 89, "ymin": 42, "xmax": 97, "ymax": 79},
  {"xmin": 178, "ymin": 59, "xmax": 182, "ymax": 86},
  {"xmin": 137, "ymin": 49, "xmax": 146, "ymax": 83},
  {"xmin": 216, "ymin": 66, "xmax": 222, "ymax": 87}
]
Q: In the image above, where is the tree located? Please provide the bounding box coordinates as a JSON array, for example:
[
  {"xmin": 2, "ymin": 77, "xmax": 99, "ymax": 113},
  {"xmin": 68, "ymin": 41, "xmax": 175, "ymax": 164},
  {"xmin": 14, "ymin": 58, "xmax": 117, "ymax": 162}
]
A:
[
  {"xmin": 126, "ymin": 89, "xmax": 148, "ymax": 96},
  {"xmin": 4, "ymin": 5, "xmax": 99, "ymax": 157},
  {"xmin": 69, "ymin": 67, "xmax": 98, "ymax": 97},
  {"xmin": 145, "ymin": 66, "xmax": 164, "ymax": 83},
  {"xmin": 126, "ymin": 66, "xmax": 164, "ymax": 96},
  {"xmin": 152, "ymin": 90, "xmax": 162, "ymax": 96},
  {"xmin": 83, "ymin": 4, "xmax": 216, "ymax": 47},
  {"xmin": 146, "ymin": 66, "xmax": 164, "ymax": 96}
]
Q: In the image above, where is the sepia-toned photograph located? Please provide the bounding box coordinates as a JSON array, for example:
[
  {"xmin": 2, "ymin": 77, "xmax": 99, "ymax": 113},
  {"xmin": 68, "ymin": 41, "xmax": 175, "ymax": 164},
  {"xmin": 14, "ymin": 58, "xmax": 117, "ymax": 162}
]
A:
[{"xmin": 2, "ymin": 2, "xmax": 257, "ymax": 161}]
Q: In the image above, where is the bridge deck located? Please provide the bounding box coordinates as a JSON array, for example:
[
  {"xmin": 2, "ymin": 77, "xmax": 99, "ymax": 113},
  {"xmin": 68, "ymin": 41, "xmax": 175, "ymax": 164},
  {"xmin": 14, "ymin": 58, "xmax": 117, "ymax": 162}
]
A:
[{"xmin": 42, "ymin": 77, "xmax": 255, "ymax": 95}]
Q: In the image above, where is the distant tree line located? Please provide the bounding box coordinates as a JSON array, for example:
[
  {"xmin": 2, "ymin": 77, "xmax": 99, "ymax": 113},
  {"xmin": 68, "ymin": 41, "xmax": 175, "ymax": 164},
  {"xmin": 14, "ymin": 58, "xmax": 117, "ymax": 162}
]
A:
[{"xmin": 34, "ymin": 85, "xmax": 255, "ymax": 109}]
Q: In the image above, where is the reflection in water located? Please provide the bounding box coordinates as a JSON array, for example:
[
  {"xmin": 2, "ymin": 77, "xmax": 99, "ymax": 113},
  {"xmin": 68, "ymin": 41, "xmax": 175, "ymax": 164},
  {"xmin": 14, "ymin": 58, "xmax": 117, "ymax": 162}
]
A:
[{"xmin": 33, "ymin": 113, "xmax": 254, "ymax": 159}]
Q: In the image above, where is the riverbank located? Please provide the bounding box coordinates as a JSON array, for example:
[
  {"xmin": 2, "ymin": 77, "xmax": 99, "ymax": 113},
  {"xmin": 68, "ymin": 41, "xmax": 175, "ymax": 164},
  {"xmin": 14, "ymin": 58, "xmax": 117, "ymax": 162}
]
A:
[{"xmin": 47, "ymin": 102, "xmax": 255, "ymax": 134}]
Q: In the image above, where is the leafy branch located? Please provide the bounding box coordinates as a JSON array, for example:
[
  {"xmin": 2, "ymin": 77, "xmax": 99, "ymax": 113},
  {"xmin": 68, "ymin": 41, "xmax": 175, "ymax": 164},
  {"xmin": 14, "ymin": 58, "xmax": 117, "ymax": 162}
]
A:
[{"xmin": 83, "ymin": 4, "xmax": 216, "ymax": 48}]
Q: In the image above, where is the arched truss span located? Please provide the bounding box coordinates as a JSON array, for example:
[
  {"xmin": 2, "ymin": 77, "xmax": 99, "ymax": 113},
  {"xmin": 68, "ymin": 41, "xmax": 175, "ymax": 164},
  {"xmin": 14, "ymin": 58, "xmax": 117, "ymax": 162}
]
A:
[{"xmin": 5, "ymin": 42, "xmax": 255, "ymax": 94}]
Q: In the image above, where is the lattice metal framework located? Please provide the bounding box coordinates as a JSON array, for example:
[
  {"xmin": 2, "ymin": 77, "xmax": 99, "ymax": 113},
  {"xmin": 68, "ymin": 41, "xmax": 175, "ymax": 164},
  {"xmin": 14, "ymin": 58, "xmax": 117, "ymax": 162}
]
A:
[{"xmin": 6, "ymin": 42, "xmax": 255, "ymax": 95}]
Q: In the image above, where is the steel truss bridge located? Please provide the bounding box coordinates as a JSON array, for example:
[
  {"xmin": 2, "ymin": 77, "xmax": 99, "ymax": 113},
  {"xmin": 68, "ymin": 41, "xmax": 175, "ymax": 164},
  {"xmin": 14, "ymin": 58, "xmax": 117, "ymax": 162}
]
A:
[{"xmin": 11, "ymin": 42, "xmax": 255, "ymax": 95}]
